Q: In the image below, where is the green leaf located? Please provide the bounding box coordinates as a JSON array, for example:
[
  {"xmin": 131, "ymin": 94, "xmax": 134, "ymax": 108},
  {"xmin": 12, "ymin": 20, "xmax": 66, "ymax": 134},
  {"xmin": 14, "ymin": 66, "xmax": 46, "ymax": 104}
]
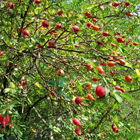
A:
[
  {"xmin": 114, "ymin": 94, "xmax": 123, "ymax": 103},
  {"xmin": 121, "ymin": 93, "xmax": 132, "ymax": 101},
  {"xmin": 81, "ymin": 82, "xmax": 91, "ymax": 86},
  {"xmin": 3, "ymin": 88, "xmax": 10, "ymax": 93},
  {"xmin": 58, "ymin": 78, "xmax": 67, "ymax": 87},
  {"xmin": 48, "ymin": 80, "xmax": 57, "ymax": 87},
  {"xmin": 0, "ymin": 35, "xmax": 4, "ymax": 40}
]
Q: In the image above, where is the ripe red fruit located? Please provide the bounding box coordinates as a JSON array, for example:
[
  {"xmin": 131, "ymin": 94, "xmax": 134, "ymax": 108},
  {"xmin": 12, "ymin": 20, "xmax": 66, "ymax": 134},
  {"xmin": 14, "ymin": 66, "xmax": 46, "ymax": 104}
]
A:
[
  {"xmin": 96, "ymin": 66, "xmax": 104, "ymax": 73},
  {"xmin": 126, "ymin": 13, "xmax": 133, "ymax": 17},
  {"xmin": 120, "ymin": 59, "xmax": 125, "ymax": 65},
  {"xmin": 111, "ymin": 43, "xmax": 116, "ymax": 47},
  {"xmin": 73, "ymin": 118, "xmax": 81, "ymax": 127},
  {"xmin": 116, "ymin": 31, "xmax": 120, "ymax": 35},
  {"xmin": 0, "ymin": 114, "xmax": 10, "ymax": 126},
  {"xmin": 125, "ymin": 75, "xmax": 132, "ymax": 82},
  {"xmin": 118, "ymin": 109, "xmax": 121, "ymax": 112},
  {"xmin": 107, "ymin": 61, "xmax": 116, "ymax": 67},
  {"xmin": 120, "ymin": 88, "xmax": 126, "ymax": 92},
  {"xmin": 92, "ymin": 78, "xmax": 99, "ymax": 82},
  {"xmin": 97, "ymin": 41, "xmax": 103, "ymax": 45},
  {"xmin": 54, "ymin": 33, "xmax": 57, "ymax": 36},
  {"xmin": 117, "ymin": 37, "xmax": 124, "ymax": 43},
  {"xmin": 95, "ymin": 85, "xmax": 106, "ymax": 98},
  {"xmin": 19, "ymin": 28, "xmax": 23, "ymax": 33},
  {"xmin": 87, "ymin": 14, "xmax": 92, "ymax": 18},
  {"xmin": 104, "ymin": 133, "xmax": 107, "ymax": 136},
  {"xmin": 110, "ymin": 71, "xmax": 114, "ymax": 76},
  {"xmin": 115, "ymin": 85, "xmax": 120, "ymax": 90},
  {"xmin": 48, "ymin": 41, "xmax": 54, "ymax": 46},
  {"xmin": 7, "ymin": 2, "xmax": 15, "ymax": 9},
  {"xmin": 58, "ymin": 11, "xmax": 63, "ymax": 16},
  {"xmin": 103, "ymin": 31, "xmax": 109, "ymax": 36},
  {"xmin": 100, "ymin": 62, "xmax": 106, "ymax": 66},
  {"xmin": 23, "ymin": 30, "xmax": 30, "ymax": 36},
  {"xmin": 112, "ymin": 1, "xmax": 119, "ymax": 7},
  {"xmin": 9, "ymin": 124, "xmax": 12, "ymax": 128},
  {"xmin": 75, "ymin": 45, "xmax": 79, "ymax": 48},
  {"xmin": 75, "ymin": 97, "xmax": 82, "ymax": 105},
  {"xmin": 35, "ymin": 0, "xmax": 40, "ymax": 4},
  {"xmin": 86, "ymin": 84, "xmax": 92, "ymax": 90},
  {"xmin": 87, "ymin": 64, "xmax": 92, "ymax": 70},
  {"xmin": 72, "ymin": 25, "xmax": 79, "ymax": 33},
  {"xmin": 62, "ymin": 59, "xmax": 66, "ymax": 62},
  {"xmin": 75, "ymin": 128, "xmax": 81, "ymax": 135},
  {"xmin": 50, "ymin": 91, "xmax": 55, "ymax": 96},
  {"xmin": 87, "ymin": 93, "xmax": 94, "ymax": 100},
  {"xmin": 85, "ymin": 12, "xmax": 90, "ymax": 16},
  {"xmin": 112, "ymin": 124, "xmax": 118, "ymax": 132},
  {"xmin": 87, "ymin": 22, "xmax": 91, "ymax": 27},
  {"xmin": 133, "ymin": 42, "xmax": 138, "ymax": 46},
  {"xmin": 42, "ymin": 20, "xmax": 49, "ymax": 28},
  {"xmin": 92, "ymin": 25, "xmax": 100, "ymax": 31},
  {"xmin": 93, "ymin": 18, "xmax": 97, "ymax": 22},
  {"xmin": 125, "ymin": 1, "xmax": 130, "ymax": 6},
  {"xmin": 56, "ymin": 23, "xmax": 62, "ymax": 29},
  {"xmin": 0, "ymin": 51, "xmax": 4, "ymax": 56},
  {"xmin": 20, "ymin": 78, "xmax": 27, "ymax": 87},
  {"xmin": 85, "ymin": 138, "xmax": 88, "ymax": 140},
  {"xmin": 38, "ymin": 44, "xmax": 42, "ymax": 48}
]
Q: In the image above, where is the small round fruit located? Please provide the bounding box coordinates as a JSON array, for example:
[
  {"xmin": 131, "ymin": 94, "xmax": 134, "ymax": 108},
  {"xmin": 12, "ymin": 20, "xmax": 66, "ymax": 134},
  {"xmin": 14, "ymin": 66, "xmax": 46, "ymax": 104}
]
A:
[
  {"xmin": 58, "ymin": 11, "xmax": 63, "ymax": 16},
  {"xmin": 133, "ymin": 42, "xmax": 138, "ymax": 46},
  {"xmin": 95, "ymin": 85, "xmax": 106, "ymax": 98},
  {"xmin": 56, "ymin": 23, "xmax": 62, "ymax": 29},
  {"xmin": 72, "ymin": 25, "xmax": 79, "ymax": 33},
  {"xmin": 19, "ymin": 28, "xmax": 23, "ymax": 33},
  {"xmin": 87, "ymin": 22, "xmax": 91, "ymax": 27},
  {"xmin": 87, "ymin": 93, "xmax": 94, "ymax": 100},
  {"xmin": 85, "ymin": 12, "xmax": 90, "ymax": 16},
  {"xmin": 103, "ymin": 31, "xmax": 109, "ymax": 36},
  {"xmin": 62, "ymin": 59, "xmax": 66, "ymax": 62},
  {"xmin": 112, "ymin": 1, "xmax": 119, "ymax": 7},
  {"xmin": 107, "ymin": 61, "xmax": 116, "ymax": 67},
  {"xmin": 111, "ymin": 43, "xmax": 116, "ymax": 47},
  {"xmin": 120, "ymin": 88, "xmax": 126, "ymax": 92},
  {"xmin": 85, "ymin": 138, "xmax": 88, "ymax": 140},
  {"xmin": 120, "ymin": 59, "xmax": 125, "ymax": 65},
  {"xmin": 125, "ymin": 1, "xmax": 130, "ymax": 6},
  {"xmin": 35, "ymin": 0, "xmax": 40, "ymax": 4},
  {"xmin": 117, "ymin": 37, "xmax": 124, "ymax": 43},
  {"xmin": 23, "ymin": 30, "xmax": 30, "ymax": 36},
  {"xmin": 100, "ymin": 62, "xmax": 106, "ymax": 66},
  {"xmin": 92, "ymin": 25, "xmax": 100, "ymax": 31},
  {"xmin": 112, "ymin": 124, "xmax": 118, "ymax": 132},
  {"xmin": 125, "ymin": 75, "xmax": 132, "ymax": 82},
  {"xmin": 93, "ymin": 18, "xmax": 97, "ymax": 22},
  {"xmin": 20, "ymin": 79, "xmax": 27, "ymax": 87},
  {"xmin": 75, "ymin": 45, "xmax": 79, "ymax": 48},
  {"xmin": 118, "ymin": 109, "xmax": 121, "ymax": 113},
  {"xmin": 48, "ymin": 41, "xmax": 54, "ymax": 46},
  {"xmin": 73, "ymin": 118, "xmax": 81, "ymax": 127},
  {"xmin": 0, "ymin": 51, "xmax": 4, "ymax": 56},
  {"xmin": 86, "ymin": 84, "xmax": 92, "ymax": 90},
  {"xmin": 57, "ymin": 69, "xmax": 65, "ymax": 75},
  {"xmin": 87, "ymin": 64, "xmax": 92, "ymax": 70},
  {"xmin": 50, "ymin": 91, "xmax": 55, "ymax": 96},
  {"xmin": 110, "ymin": 71, "xmax": 114, "ymax": 76},
  {"xmin": 104, "ymin": 133, "xmax": 107, "ymax": 136},
  {"xmin": 97, "ymin": 41, "xmax": 103, "ymax": 45},
  {"xmin": 75, "ymin": 97, "xmax": 82, "ymax": 105},
  {"xmin": 9, "ymin": 124, "xmax": 12, "ymax": 128},
  {"xmin": 92, "ymin": 78, "xmax": 99, "ymax": 82},
  {"xmin": 87, "ymin": 14, "xmax": 92, "ymax": 18},
  {"xmin": 7, "ymin": 2, "xmax": 15, "ymax": 9},
  {"xmin": 75, "ymin": 128, "xmax": 81, "ymax": 135},
  {"xmin": 96, "ymin": 66, "xmax": 104, "ymax": 73},
  {"xmin": 115, "ymin": 85, "xmax": 120, "ymax": 90},
  {"xmin": 38, "ymin": 44, "xmax": 42, "ymax": 48},
  {"xmin": 42, "ymin": 20, "xmax": 49, "ymax": 28}
]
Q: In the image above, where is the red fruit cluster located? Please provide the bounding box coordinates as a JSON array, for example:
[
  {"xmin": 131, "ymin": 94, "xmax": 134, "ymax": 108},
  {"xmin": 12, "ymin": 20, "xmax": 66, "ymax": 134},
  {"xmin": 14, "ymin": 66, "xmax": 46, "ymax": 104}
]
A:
[
  {"xmin": 0, "ymin": 114, "xmax": 10, "ymax": 126},
  {"xmin": 95, "ymin": 85, "xmax": 106, "ymax": 98},
  {"xmin": 85, "ymin": 12, "xmax": 92, "ymax": 18}
]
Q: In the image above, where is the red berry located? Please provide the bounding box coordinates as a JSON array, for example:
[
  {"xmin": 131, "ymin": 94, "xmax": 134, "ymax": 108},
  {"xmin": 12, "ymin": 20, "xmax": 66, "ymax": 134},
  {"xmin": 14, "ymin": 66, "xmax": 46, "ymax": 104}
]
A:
[
  {"xmin": 104, "ymin": 133, "xmax": 107, "ymax": 136},
  {"xmin": 38, "ymin": 44, "xmax": 42, "ymax": 48},
  {"xmin": 85, "ymin": 12, "xmax": 90, "ymax": 16},
  {"xmin": 7, "ymin": 2, "xmax": 15, "ymax": 9},
  {"xmin": 88, "ymin": 14, "xmax": 92, "ymax": 18},
  {"xmin": 125, "ymin": 75, "xmax": 132, "ymax": 82},
  {"xmin": 35, "ymin": 0, "xmax": 40, "ymax": 4},
  {"xmin": 122, "ymin": 36, "xmax": 125, "ymax": 38},
  {"xmin": 110, "ymin": 71, "xmax": 114, "ymax": 76},
  {"xmin": 48, "ymin": 41, "xmax": 54, "ymax": 46},
  {"xmin": 115, "ymin": 85, "xmax": 120, "ymax": 90},
  {"xmin": 118, "ymin": 109, "xmax": 121, "ymax": 112},
  {"xmin": 9, "ymin": 124, "xmax": 12, "ymax": 128},
  {"xmin": 125, "ymin": 1, "xmax": 130, "ymax": 6},
  {"xmin": 126, "ymin": 13, "xmax": 133, "ymax": 17},
  {"xmin": 19, "ymin": 28, "xmax": 23, "ymax": 33},
  {"xmin": 92, "ymin": 78, "xmax": 99, "ymax": 82},
  {"xmin": 85, "ymin": 138, "xmax": 88, "ymax": 140},
  {"xmin": 87, "ymin": 64, "xmax": 92, "ymax": 70},
  {"xmin": 112, "ymin": 1, "xmax": 119, "ymax": 7},
  {"xmin": 108, "ymin": 61, "xmax": 116, "ymax": 67},
  {"xmin": 73, "ymin": 118, "xmax": 81, "ymax": 127},
  {"xmin": 100, "ymin": 62, "xmax": 106, "ymax": 66},
  {"xmin": 0, "ymin": 51, "xmax": 4, "ymax": 56},
  {"xmin": 120, "ymin": 88, "xmax": 126, "ymax": 92},
  {"xmin": 111, "ymin": 43, "xmax": 116, "ymax": 47},
  {"xmin": 75, "ymin": 45, "xmax": 79, "ymax": 48},
  {"xmin": 112, "ymin": 124, "xmax": 118, "ymax": 132},
  {"xmin": 117, "ymin": 37, "xmax": 124, "ymax": 43},
  {"xmin": 72, "ymin": 25, "xmax": 79, "ymax": 33},
  {"xmin": 87, "ymin": 22, "xmax": 91, "ymax": 27},
  {"xmin": 120, "ymin": 59, "xmax": 125, "ymax": 65},
  {"xmin": 97, "ymin": 41, "xmax": 103, "ymax": 45},
  {"xmin": 116, "ymin": 31, "xmax": 120, "ymax": 35},
  {"xmin": 75, "ymin": 128, "xmax": 81, "ymax": 135},
  {"xmin": 95, "ymin": 85, "xmax": 106, "ymax": 98},
  {"xmin": 42, "ymin": 20, "xmax": 49, "ymax": 28},
  {"xmin": 75, "ymin": 97, "xmax": 82, "ymax": 105},
  {"xmin": 103, "ymin": 31, "xmax": 109, "ymax": 36},
  {"xmin": 23, "ymin": 30, "xmax": 30, "ymax": 36},
  {"xmin": 93, "ymin": 18, "xmax": 97, "ymax": 22},
  {"xmin": 50, "ymin": 91, "xmax": 55, "ymax": 96},
  {"xmin": 58, "ymin": 11, "xmax": 63, "ymax": 16},
  {"xmin": 133, "ymin": 42, "xmax": 138, "ymax": 46},
  {"xmin": 62, "ymin": 59, "xmax": 66, "ymax": 62},
  {"xmin": 96, "ymin": 66, "xmax": 104, "ymax": 73},
  {"xmin": 56, "ymin": 23, "xmax": 62, "ymax": 29}
]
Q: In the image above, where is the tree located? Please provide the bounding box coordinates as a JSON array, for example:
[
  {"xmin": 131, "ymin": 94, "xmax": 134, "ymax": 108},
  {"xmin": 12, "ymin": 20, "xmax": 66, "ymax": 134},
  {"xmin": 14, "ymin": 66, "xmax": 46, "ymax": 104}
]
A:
[{"xmin": 0, "ymin": 0, "xmax": 140, "ymax": 139}]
